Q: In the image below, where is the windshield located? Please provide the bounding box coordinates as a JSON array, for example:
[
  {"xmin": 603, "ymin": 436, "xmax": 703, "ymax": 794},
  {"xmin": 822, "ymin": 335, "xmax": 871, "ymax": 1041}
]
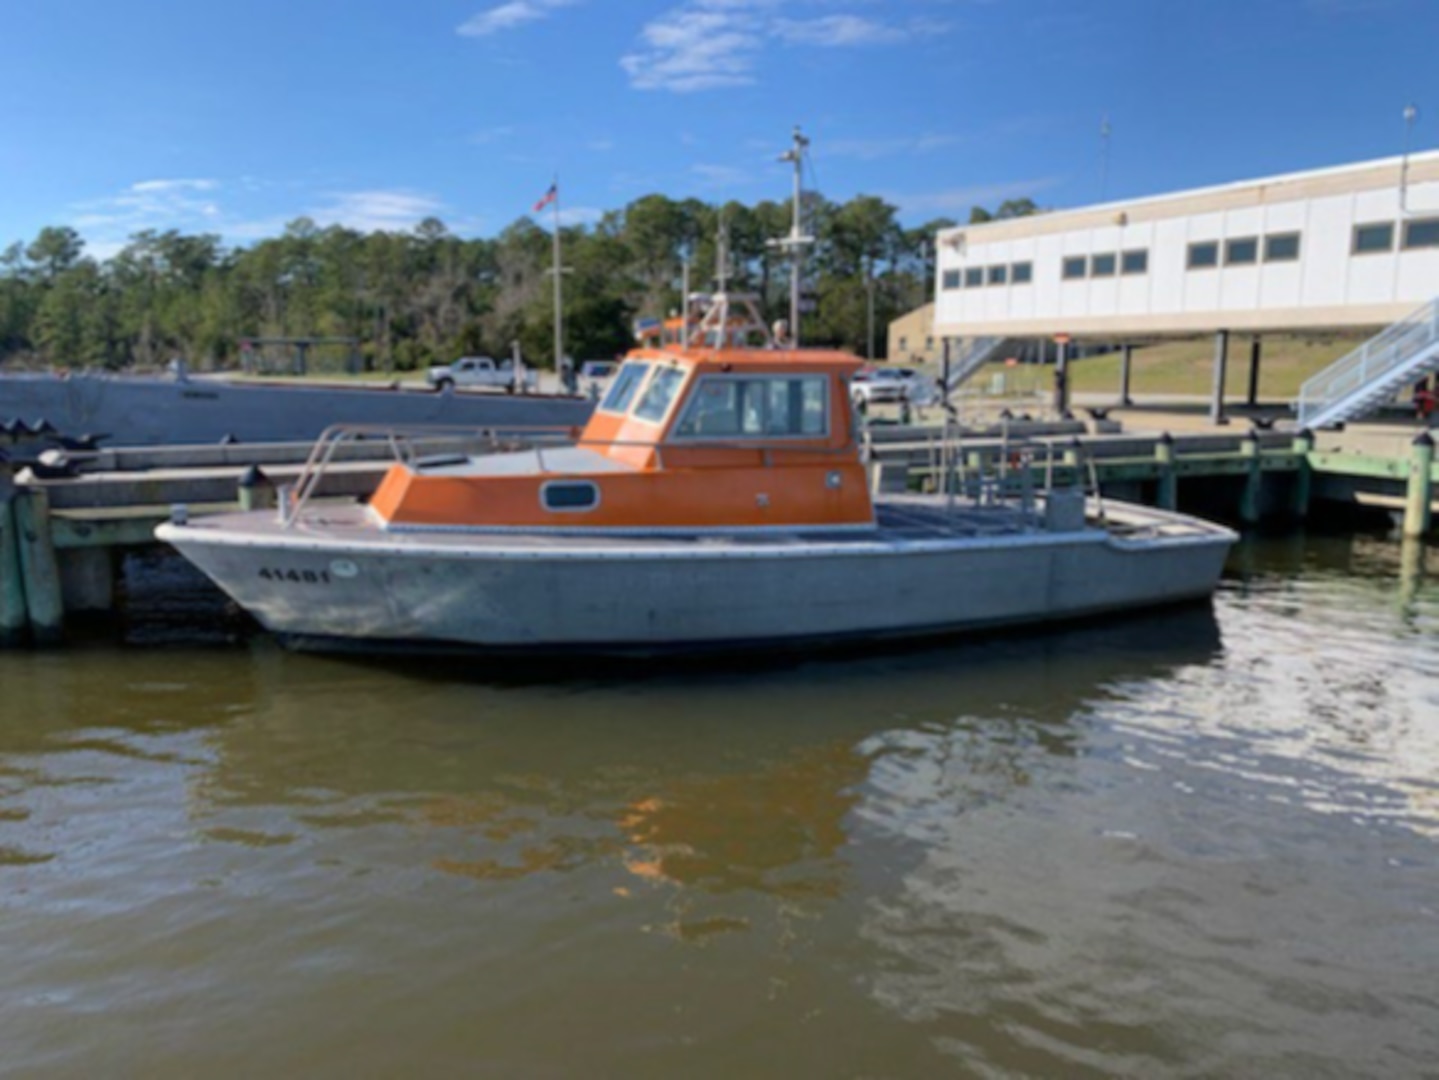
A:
[
  {"xmin": 633, "ymin": 366, "xmax": 687, "ymax": 423},
  {"xmin": 599, "ymin": 363, "xmax": 650, "ymax": 413}
]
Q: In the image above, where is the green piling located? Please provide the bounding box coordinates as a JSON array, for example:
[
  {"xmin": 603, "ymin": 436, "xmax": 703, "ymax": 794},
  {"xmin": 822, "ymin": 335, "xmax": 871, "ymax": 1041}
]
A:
[
  {"xmin": 0, "ymin": 494, "xmax": 28, "ymax": 647},
  {"xmin": 1239, "ymin": 429, "xmax": 1262, "ymax": 525},
  {"xmin": 1290, "ymin": 429, "xmax": 1313, "ymax": 521},
  {"xmin": 1155, "ymin": 433, "xmax": 1178, "ymax": 510},
  {"xmin": 1402, "ymin": 432, "xmax": 1434, "ymax": 539},
  {"xmin": 14, "ymin": 487, "xmax": 64, "ymax": 646}
]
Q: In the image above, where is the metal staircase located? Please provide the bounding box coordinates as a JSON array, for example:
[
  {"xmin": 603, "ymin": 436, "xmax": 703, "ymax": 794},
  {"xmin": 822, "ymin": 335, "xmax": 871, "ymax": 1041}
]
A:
[
  {"xmin": 1297, "ymin": 297, "xmax": 1439, "ymax": 429},
  {"xmin": 943, "ymin": 337, "xmax": 1008, "ymax": 396}
]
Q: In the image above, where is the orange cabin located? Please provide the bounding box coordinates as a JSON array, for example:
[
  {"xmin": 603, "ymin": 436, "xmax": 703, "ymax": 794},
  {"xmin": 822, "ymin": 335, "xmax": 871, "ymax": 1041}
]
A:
[{"xmin": 368, "ymin": 346, "xmax": 876, "ymax": 532}]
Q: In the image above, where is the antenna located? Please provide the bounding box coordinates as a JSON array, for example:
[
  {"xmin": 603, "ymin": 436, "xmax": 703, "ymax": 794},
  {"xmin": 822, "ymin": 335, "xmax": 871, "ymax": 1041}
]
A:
[
  {"xmin": 767, "ymin": 125, "xmax": 815, "ymax": 347},
  {"xmin": 716, "ymin": 209, "xmax": 731, "ymax": 294},
  {"xmin": 1099, "ymin": 114, "xmax": 1112, "ymax": 202},
  {"xmin": 1401, "ymin": 103, "xmax": 1419, "ymax": 215}
]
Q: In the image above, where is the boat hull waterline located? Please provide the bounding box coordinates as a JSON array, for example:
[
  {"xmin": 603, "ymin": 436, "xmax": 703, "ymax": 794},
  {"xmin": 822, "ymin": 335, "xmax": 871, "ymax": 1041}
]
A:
[{"xmin": 157, "ymin": 500, "xmax": 1235, "ymax": 655}]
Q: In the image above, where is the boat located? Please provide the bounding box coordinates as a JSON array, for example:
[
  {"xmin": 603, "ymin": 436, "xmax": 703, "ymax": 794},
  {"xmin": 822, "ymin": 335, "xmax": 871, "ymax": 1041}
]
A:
[
  {"xmin": 155, "ymin": 129, "xmax": 1235, "ymax": 656},
  {"xmin": 155, "ymin": 286, "xmax": 1237, "ymax": 656}
]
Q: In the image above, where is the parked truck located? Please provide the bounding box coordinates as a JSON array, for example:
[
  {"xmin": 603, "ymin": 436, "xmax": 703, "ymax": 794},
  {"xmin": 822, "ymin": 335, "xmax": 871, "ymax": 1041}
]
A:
[{"xmin": 425, "ymin": 356, "xmax": 538, "ymax": 394}]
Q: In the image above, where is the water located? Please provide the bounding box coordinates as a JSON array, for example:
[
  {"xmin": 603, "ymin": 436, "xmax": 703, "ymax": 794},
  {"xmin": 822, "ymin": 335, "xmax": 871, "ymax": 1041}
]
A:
[{"xmin": 1, "ymin": 536, "xmax": 1437, "ymax": 1078}]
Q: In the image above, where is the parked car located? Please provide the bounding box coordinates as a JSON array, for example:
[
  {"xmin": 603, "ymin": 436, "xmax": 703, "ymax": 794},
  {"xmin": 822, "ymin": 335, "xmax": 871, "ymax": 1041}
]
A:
[
  {"xmin": 850, "ymin": 366, "xmax": 938, "ymax": 410},
  {"xmin": 425, "ymin": 356, "xmax": 538, "ymax": 394}
]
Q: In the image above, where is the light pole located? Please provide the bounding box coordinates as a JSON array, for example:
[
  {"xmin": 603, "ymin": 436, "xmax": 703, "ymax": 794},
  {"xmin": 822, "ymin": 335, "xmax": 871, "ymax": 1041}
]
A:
[{"xmin": 865, "ymin": 255, "xmax": 876, "ymax": 362}]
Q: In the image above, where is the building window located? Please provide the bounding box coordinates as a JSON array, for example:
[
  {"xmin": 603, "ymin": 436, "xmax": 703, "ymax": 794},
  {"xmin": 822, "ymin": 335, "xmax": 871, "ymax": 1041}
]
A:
[
  {"xmin": 941, "ymin": 269, "xmax": 961, "ymax": 290},
  {"xmin": 1225, "ymin": 237, "xmax": 1259, "ymax": 265},
  {"xmin": 964, "ymin": 267, "xmax": 983, "ymax": 288},
  {"xmin": 1121, "ymin": 249, "xmax": 1148, "ymax": 275},
  {"xmin": 987, "ymin": 264, "xmax": 1008, "ymax": 286},
  {"xmin": 1062, "ymin": 256, "xmax": 1087, "ymax": 280},
  {"xmin": 1187, "ymin": 241, "xmax": 1219, "ymax": 269},
  {"xmin": 925, "ymin": 337, "xmax": 934, "ymax": 350},
  {"xmin": 1263, "ymin": 233, "xmax": 1301, "ymax": 262},
  {"xmin": 898, "ymin": 336, "xmax": 908, "ymax": 352},
  {"xmin": 1402, "ymin": 218, "xmax": 1439, "ymax": 249},
  {"xmin": 1090, "ymin": 253, "xmax": 1117, "ymax": 278},
  {"xmin": 1011, "ymin": 261, "xmax": 1033, "ymax": 284},
  {"xmin": 1352, "ymin": 222, "xmax": 1395, "ymax": 254}
]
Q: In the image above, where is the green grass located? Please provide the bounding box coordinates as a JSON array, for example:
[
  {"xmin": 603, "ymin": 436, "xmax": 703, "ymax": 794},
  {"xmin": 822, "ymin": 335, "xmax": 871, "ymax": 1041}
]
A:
[{"xmin": 971, "ymin": 333, "xmax": 1368, "ymax": 400}]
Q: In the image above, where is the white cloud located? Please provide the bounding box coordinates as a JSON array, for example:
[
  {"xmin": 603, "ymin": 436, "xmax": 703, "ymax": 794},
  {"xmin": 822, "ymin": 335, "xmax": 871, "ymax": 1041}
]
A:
[
  {"xmin": 771, "ymin": 14, "xmax": 905, "ymax": 47},
  {"xmin": 620, "ymin": 6, "xmax": 764, "ymax": 92},
  {"xmin": 310, "ymin": 190, "xmax": 448, "ymax": 232},
  {"xmin": 457, "ymin": 0, "xmax": 579, "ymax": 38},
  {"xmin": 68, "ymin": 179, "xmax": 224, "ymax": 243},
  {"xmin": 621, "ymin": 2, "xmax": 941, "ymax": 93},
  {"xmin": 129, "ymin": 178, "xmax": 219, "ymax": 194}
]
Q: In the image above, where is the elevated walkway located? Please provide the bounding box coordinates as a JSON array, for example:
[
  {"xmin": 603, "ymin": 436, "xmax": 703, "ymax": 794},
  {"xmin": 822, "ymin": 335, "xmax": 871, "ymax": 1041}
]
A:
[{"xmin": 1297, "ymin": 298, "xmax": 1439, "ymax": 430}]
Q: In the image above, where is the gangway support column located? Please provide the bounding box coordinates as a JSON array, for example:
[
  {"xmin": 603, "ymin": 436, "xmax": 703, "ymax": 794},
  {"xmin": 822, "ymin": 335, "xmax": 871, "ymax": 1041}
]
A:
[
  {"xmin": 1118, "ymin": 343, "xmax": 1134, "ymax": 406},
  {"xmin": 1209, "ymin": 330, "xmax": 1230, "ymax": 426},
  {"xmin": 1246, "ymin": 336, "xmax": 1263, "ymax": 407}
]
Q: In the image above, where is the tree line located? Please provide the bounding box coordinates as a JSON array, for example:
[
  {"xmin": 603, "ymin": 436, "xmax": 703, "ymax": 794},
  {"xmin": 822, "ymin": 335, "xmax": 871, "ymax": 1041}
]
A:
[{"xmin": 0, "ymin": 194, "xmax": 1039, "ymax": 373}]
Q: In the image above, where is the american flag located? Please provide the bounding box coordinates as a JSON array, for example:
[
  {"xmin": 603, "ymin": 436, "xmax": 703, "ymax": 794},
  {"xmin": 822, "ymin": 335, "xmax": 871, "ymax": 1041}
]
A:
[{"xmin": 533, "ymin": 182, "xmax": 558, "ymax": 213}]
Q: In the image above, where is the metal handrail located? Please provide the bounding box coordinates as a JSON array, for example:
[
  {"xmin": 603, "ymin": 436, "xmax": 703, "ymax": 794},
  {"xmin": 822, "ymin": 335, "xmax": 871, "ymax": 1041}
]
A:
[
  {"xmin": 1297, "ymin": 297, "xmax": 1439, "ymax": 426},
  {"xmin": 281, "ymin": 423, "xmax": 575, "ymax": 527}
]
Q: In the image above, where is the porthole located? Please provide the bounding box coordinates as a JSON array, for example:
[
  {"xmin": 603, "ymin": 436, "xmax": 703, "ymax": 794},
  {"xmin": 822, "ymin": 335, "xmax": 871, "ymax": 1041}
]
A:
[{"xmin": 541, "ymin": 481, "xmax": 600, "ymax": 512}]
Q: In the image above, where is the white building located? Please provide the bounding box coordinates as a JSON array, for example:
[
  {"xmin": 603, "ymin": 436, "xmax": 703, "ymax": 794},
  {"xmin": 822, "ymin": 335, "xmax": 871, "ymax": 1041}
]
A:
[{"xmin": 934, "ymin": 150, "xmax": 1439, "ymax": 341}]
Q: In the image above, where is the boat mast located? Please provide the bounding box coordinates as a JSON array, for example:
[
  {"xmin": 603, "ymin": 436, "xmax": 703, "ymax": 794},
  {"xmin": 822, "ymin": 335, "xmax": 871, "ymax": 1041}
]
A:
[{"xmin": 772, "ymin": 126, "xmax": 814, "ymax": 347}]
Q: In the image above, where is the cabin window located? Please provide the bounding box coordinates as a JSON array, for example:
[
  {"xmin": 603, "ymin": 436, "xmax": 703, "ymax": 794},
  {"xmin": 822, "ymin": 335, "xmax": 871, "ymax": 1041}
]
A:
[
  {"xmin": 964, "ymin": 267, "xmax": 983, "ymax": 288},
  {"xmin": 600, "ymin": 362, "xmax": 650, "ymax": 413},
  {"xmin": 674, "ymin": 376, "xmax": 828, "ymax": 438},
  {"xmin": 1224, "ymin": 237, "xmax": 1258, "ymax": 265},
  {"xmin": 1264, "ymin": 232, "xmax": 1301, "ymax": 261},
  {"xmin": 632, "ymin": 365, "xmax": 686, "ymax": 423},
  {"xmin": 941, "ymin": 269, "xmax": 961, "ymax": 290},
  {"xmin": 1090, "ymin": 253, "xmax": 1117, "ymax": 278},
  {"xmin": 987, "ymin": 264, "xmax": 1008, "ymax": 285},
  {"xmin": 1187, "ymin": 241, "xmax": 1218, "ymax": 269},
  {"xmin": 1402, "ymin": 218, "xmax": 1439, "ymax": 249},
  {"xmin": 1062, "ymin": 256, "xmax": 1087, "ymax": 280},
  {"xmin": 1121, "ymin": 249, "xmax": 1148, "ymax": 274},
  {"xmin": 1352, "ymin": 222, "xmax": 1394, "ymax": 254},
  {"xmin": 1011, "ymin": 261, "xmax": 1033, "ymax": 283},
  {"xmin": 541, "ymin": 481, "xmax": 599, "ymax": 512}
]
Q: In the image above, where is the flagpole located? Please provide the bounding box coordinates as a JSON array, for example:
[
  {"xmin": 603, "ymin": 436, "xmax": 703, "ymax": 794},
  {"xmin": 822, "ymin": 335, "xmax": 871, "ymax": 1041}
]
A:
[{"xmin": 551, "ymin": 176, "xmax": 564, "ymax": 376}]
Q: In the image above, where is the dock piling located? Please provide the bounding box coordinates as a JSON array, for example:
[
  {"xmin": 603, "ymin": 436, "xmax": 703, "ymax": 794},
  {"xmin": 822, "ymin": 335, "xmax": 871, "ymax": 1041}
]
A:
[
  {"xmin": 238, "ymin": 465, "xmax": 277, "ymax": 512},
  {"xmin": 1155, "ymin": 433, "xmax": 1178, "ymax": 510},
  {"xmin": 1, "ymin": 493, "xmax": 28, "ymax": 646},
  {"xmin": 13, "ymin": 487, "xmax": 65, "ymax": 645},
  {"xmin": 1402, "ymin": 432, "xmax": 1434, "ymax": 538},
  {"xmin": 1240, "ymin": 429, "xmax": 1263, "ymax": 525},
  {"xmin": 1291, "ymin": 429, "xmax": 1314, "ymax": 521}
]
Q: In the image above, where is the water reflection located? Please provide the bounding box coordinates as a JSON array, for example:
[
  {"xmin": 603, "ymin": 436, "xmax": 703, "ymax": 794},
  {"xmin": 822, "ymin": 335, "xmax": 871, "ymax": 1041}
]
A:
[{"xmin": 1, "ymin": 535, "xmax": 1437, "ymax": 1077}]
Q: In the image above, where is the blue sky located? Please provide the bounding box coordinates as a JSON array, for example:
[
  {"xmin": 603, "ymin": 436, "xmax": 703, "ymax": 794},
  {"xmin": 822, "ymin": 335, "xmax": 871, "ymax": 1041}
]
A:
[{"xmin": 1, "ymin": 0, "xmax": 1435, "ymax": 257}]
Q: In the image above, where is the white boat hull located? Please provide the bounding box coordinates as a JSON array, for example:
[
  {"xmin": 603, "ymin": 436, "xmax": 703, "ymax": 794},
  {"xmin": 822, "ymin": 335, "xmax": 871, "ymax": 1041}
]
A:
[{"xmin": 156, "ymin": 499, "xmax": 1236, "ymax": 655}]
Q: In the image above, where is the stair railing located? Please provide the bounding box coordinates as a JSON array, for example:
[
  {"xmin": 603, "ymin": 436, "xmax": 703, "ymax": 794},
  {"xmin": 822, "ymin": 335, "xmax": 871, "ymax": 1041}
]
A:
[{"xmin": 1297, "ymin": 297, "xmax": 1439, "ymax": 427}]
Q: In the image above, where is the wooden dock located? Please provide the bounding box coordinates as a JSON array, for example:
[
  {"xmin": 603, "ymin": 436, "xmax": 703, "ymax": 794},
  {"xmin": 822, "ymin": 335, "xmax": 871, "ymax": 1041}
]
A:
[{"xmin": 1, "ymin": 423, "xmax": 1435, "ymax": 648}]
